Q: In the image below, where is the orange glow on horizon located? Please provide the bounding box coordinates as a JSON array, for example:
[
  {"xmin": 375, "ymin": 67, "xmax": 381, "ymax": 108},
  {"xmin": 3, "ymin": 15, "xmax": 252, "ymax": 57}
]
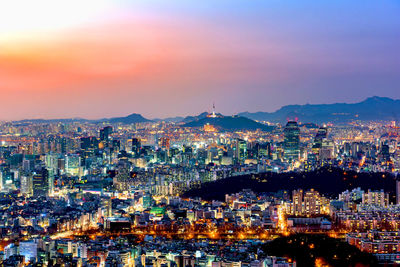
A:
[{"xmin": 1, "ymin": 14, "xmax": 281, "ymax": 120}]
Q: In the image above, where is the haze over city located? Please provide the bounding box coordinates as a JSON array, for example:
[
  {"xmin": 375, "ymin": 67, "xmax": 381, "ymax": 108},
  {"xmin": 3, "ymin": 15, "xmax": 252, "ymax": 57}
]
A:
[{"xmin": 0, "ymin": 0, "xmax": 399, "ymax": 120}]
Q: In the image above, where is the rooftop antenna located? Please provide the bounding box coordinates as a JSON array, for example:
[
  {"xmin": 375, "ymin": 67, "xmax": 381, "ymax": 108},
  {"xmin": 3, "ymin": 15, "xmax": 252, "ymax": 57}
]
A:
[
  {"xmin": 210, "ymin": 102, "xmax": 217, "ymax": 118},
  {"xmin": 213, "ymin": 102, "xmax": 216, "ymax": 115}
]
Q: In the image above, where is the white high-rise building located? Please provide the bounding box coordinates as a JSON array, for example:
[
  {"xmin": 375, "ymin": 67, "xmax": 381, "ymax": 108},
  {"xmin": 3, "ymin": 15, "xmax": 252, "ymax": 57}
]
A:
[
  {"xmin": 19, "ymin": 241, "xmax": 38, "ymax": 263},
  {"xmin": 21, "ymin": 175, "xmax": 33, "ymax": 197},
  {"xmin": 65, "ymin": 154, "xmax": 81, "ymax": 176},
  {"xmin": 3, "ymin": 243, "xmax": 17, "ymax": 260},
  {"xmin": 362, "ymin": 189, "xmax": 389, "ymax": 207}
]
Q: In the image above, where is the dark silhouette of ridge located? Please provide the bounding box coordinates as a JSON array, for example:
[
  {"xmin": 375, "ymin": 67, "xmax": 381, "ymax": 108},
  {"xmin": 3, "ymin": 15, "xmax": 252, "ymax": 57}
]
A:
[{"xmin": 239, "ymin": 96, "xmax": 400, "ymax": 123}]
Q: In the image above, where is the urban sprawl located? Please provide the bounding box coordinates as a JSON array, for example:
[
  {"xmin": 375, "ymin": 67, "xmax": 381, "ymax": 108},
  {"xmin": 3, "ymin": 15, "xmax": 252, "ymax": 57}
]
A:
[{"xmin": 1, "ymin": 112, "xmax": 400, "ymax": 266}]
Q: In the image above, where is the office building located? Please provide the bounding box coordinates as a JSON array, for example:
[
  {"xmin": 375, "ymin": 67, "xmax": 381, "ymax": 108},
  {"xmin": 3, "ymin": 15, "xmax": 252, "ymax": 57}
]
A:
[
  {"xmin": 234, "ymin": 138, "xmax": 247, "ymax": 165},
  {"xmin": 284, "ymin": 121, "xmax": 300, "ymax": 162},
  {"xmin": 32, "ymin": 168, "xmax": 49, "ymax": 197}
]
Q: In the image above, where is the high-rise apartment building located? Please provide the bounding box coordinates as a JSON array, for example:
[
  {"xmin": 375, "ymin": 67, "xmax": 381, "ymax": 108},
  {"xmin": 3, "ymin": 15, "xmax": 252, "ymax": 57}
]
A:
[{"xmin": 362, "ymin": 189, "xmax": 389, "ymax": 207}]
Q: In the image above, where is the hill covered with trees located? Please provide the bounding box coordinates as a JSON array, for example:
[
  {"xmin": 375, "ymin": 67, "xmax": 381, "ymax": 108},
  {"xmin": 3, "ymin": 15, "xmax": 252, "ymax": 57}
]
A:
[
  {"xmin": 183, "ymin": 167, "xmax": 397, "ymax": 201},
  {"xmin": 262, "ymin": 234, "xmax": 378, "ymax": 267}
]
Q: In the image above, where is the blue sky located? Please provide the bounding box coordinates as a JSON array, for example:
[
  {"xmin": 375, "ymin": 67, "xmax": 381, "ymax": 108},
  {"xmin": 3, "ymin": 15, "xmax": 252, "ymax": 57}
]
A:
[{"xmin": 0, "ymin": 0, "xmax": 399, "ymax": 119}]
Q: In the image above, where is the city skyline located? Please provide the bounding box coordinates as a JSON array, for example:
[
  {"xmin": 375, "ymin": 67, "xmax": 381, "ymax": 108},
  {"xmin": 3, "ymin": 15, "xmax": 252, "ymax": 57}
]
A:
[{"xmin": 0, "ymin": 0, "xmax": 399, "ymax": 120}]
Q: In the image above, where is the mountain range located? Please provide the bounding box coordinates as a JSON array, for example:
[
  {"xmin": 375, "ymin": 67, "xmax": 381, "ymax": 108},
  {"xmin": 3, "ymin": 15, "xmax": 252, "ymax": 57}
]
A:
[
  {"xmin": 16, "ymin": 113, "xmax": 151, "ymax": 124},
  {"xmin": 105, "ymin": 113, "xmax": 151, "ymax": 124},
  {"xmin": 239, "ymin": 96, "xmax": 400, "ymax": 123},
  {"xmin": 14, "ymin": 96, "xmax": 400, "ymax": 125}
]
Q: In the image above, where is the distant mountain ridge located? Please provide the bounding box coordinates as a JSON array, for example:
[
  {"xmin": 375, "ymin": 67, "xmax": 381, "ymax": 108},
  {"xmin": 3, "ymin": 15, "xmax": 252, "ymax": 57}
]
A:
[
  {"xmin": 16, "ymin": 113, "xmax": 152, "ymax": 124},
  {"xmin": 239, "ymin": 96, "xmax": 400, "ymax": 123},
  {"xmin": 13, "ymin": 96, "xmax": 400, "ymax": 124},
  {"xmin": 104, "ymin": 113, "xmax": 151, "ymax": 124},
  {"xmin": 153, "ymin": 116, "xmax": 184, "ymax": 123},
  {"xmin": 16, "ymin": 118, "xmax": 89, "ymax": 124}
]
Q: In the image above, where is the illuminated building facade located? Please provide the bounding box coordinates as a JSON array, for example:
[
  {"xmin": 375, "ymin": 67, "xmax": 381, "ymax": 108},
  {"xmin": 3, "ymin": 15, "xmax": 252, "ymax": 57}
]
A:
[
  {"xmin": 32, "ymin": 168, "xmax": 49, "ymax": 197},
  {"xmin": 234, "ymin": 138, "xmax": 247, "ymax": 165},
  {"xmin": 284, "ymin": 121, "xmax": 300, "ymax": 162},
  {"xmin": 290, "ymin": 189, "xmax": 329, "ymax": 216},
  {"xmin": 362, "ymin": 189, "xmax": 389, "ymax": 207}
]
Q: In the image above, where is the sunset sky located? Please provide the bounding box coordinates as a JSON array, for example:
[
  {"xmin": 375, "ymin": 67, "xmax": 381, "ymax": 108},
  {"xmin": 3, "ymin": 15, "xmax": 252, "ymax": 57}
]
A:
[{"xmin": 0, "ymin": 0, "xmax": 399, "ymax": 120}]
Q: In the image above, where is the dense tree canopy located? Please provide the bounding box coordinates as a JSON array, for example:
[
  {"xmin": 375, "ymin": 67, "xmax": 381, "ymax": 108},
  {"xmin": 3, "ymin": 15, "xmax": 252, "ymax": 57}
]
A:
[
  {"xmin": 183, "ymin": 167, "xmax": 397, "ymax": 201},
  {"xmin": 262, "ymin": 234, "xmax": 378, "ymax": 267}
]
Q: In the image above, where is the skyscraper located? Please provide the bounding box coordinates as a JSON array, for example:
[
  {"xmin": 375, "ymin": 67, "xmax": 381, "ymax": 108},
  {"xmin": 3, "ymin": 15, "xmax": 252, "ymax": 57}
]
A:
[
  {"xmin": 65, "ymin": 154, "xmax": 81, "ymax": 176},
  {"xmin": 81, "ymin": 136, "xmax": 99, "ymax": 151},
  {"xmin": 379, "ymin": 143, "xmax": 391, "ymax": 162},
  {"xmin": 100, "ymin": 126, "xmax": 113, "ymax": 141},
  {"xmin": 21, "ymin": 175, "xmax": 33, "ymax": 197},
  {"xmin": 100, "ymin": 126, "xmax": 113, "ymax": 148},
  {"xmin": 257, "ymin": 142, "xmax": 272, "ymax": 159},
  {"xmin": 319, "ymin": 139, "xmax": 335, "ymax": 160},
  {"xmin": 158, "ymin": 137, "xmax": 170, "ymax": 150},
  {"xmin": 19, "ymin": 241, "xmax": 38, "ymax": 263},
  {"xmin": 314, "ymin": 127, "xmax": 328, "ymax": 148},
  {"xmin": 107, "ymin": 198, "xmax": 112, "ymax": 217},
  {"xmin": 284, "ymin": 121, "xmax": 300, "ymax": 162},
  {"xmin": 312, "ymin": 126, "xmax": 328, "ymax": 160},
  {"xmin": 234, "ymin": 138, "xmax": 247, "ymax": 164},
  {"xmin": 132, "ymin": 138, "xmax": 141, "ymax": 157},
  {"xmin": 32, "ymin": 168, "xmax": 49, "ymax": 197}
]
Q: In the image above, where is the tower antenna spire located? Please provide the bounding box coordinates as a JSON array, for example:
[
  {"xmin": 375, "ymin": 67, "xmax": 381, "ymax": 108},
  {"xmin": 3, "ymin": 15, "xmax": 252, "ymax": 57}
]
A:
[{"xmin": 208, "ymin": 102, "xmax": 217, "ymax": 118}]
